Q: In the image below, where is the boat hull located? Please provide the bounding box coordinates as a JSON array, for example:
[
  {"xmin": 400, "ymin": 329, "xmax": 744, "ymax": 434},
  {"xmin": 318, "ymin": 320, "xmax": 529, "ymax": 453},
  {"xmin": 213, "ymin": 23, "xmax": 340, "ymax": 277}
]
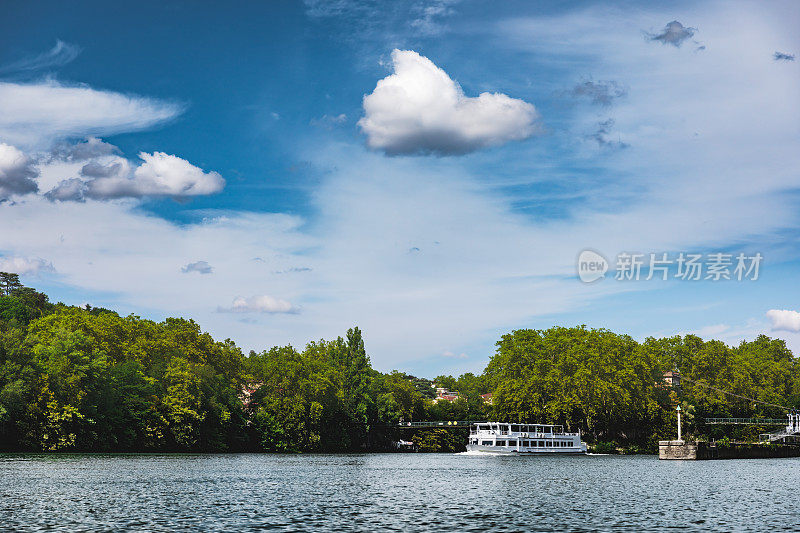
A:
[{"xmin": 466, "ymin": 444, "xmax": 587, "ymax": 455}]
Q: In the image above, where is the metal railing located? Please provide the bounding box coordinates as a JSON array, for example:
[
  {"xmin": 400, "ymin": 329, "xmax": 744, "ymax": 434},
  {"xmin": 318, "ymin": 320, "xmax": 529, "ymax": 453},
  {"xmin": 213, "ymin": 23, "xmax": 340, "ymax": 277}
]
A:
[
  {"xmin": 704, "ymin": 418, "xmax": 787, "ymax": 425},
  {"xmin": 760, "ymin": 429, "xmax": 800, "ymax": 442},
  {"xmin": 396, "ymin": 420, "xmax": 486, "ymax": 428}
]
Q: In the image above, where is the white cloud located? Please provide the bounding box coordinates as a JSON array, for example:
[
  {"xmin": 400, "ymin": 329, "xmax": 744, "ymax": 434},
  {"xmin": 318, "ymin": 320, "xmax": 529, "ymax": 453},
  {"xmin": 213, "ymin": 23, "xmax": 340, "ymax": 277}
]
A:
[
  {"xmin": 0, "ymin": 143, "xmax": 39, "ymax": 199},
  {"xmin": 46, "ymin": 151, "xmax": 225, "ymax": 201},
  {"xmin": 218, "ymin": 295, "xmax": 299, "ymax": 314},
  {"xmin": 766, "ymin": 309, "xmax": 800, "ymax": 332},
  {"xmin": 0, "ymin": 81, "xmax": 181, "ymax": 149},
  {"xmin": 358, "ymin": 49, "xmax": 540, "ymax": 155},
  {"xmin": 0, "ymin": 256, "xmax": 55, "ymax": 275},
  {"xmin": 442, "ymin": 350, "xmax": 468, "ymax": 359}
]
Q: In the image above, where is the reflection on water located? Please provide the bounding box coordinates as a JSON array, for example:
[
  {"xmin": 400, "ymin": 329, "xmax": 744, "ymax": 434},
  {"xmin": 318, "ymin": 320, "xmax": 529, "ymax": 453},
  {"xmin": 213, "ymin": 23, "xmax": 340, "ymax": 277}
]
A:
[{"xmin": 1, "ymin": 453, "xmax": 798, "ymax": 532}]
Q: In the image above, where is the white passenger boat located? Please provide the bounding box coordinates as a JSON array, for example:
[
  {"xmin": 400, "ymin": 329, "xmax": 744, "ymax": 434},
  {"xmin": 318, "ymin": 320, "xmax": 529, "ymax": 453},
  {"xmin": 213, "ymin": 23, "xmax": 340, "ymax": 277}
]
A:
[{"xmin": 466, "ymin": 422, "xmax": 588, "ymax": 454}]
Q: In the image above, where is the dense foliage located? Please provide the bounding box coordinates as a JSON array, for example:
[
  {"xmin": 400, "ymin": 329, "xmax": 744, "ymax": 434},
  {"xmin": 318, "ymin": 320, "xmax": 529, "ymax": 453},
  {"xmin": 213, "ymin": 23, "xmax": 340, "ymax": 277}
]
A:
[
  {"xmin": 0, "ymin": 277, "xmax": 797, "ymax": 452},
  {"xmin": 486, "ymin": 327, "xmax": 800, "ymax": 448}
]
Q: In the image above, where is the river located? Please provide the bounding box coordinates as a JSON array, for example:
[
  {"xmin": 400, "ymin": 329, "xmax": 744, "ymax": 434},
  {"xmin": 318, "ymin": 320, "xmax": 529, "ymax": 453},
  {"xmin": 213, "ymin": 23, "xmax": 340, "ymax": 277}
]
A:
[{"xmin": 1, "ymin": 453, "xmax": 798, "ymax": 531}]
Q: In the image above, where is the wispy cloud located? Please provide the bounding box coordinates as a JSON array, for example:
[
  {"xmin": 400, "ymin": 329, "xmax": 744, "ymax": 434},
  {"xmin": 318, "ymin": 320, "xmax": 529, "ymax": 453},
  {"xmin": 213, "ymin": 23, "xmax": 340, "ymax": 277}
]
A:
[
  {"xmin": 0, "ymin": 256, "xmax": 55, "ymax": 276},
  {"xmin": 218, "ymin": 295, "xmax": 299, "ymax": 314},
  {"xmin": 568, "ymin": 80, "xmax": 627, "ymax": 106},
  {"xmin": 646, "ymin": 20, "xmax": 697, "ymax": 47},
  {"xmin": 0, "ymin": 81, "xmax": 182, "ymax": 149},
  {"xmin": 773, "ymin": 51, "xmax": 795, "ymax": 61},
  {"xmin": 273, "ymin": 267, "xmax": 312, "ymax": 274},
  {"xmin": 410, "ymin": 0, "xmax": 460, "ymax": 36},
  {"xmin": 587, "ymin": 118, "xmax": 628, "ymax": 149},
  {"xmin": 304, "ymin": 0, "xmax": 460, "ymax": 39},
  {"xmin": 310, "ymin": 113, "xmax": 347, "ymax": 129},
  {"xmin": 182, "ymin": 261, "xmax": 214, "ymax": 275},
  {"xmin": 0, "ymin": 40, "xmax": 80, "ymax": 74}
]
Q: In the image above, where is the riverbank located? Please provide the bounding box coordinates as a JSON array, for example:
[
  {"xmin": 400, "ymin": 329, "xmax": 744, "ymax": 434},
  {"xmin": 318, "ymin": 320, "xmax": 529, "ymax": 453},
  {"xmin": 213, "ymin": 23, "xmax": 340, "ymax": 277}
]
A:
[{"xmin": 659, "ymin": 440, "xmax": 800, "ymax": 460}]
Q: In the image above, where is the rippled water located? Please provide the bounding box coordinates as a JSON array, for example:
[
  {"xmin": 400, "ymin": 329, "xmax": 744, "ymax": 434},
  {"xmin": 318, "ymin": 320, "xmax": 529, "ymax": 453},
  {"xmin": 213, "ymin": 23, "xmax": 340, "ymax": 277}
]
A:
[{"xmin": 1, "ymin": 452, "xmax": 798, "ymax": 532}]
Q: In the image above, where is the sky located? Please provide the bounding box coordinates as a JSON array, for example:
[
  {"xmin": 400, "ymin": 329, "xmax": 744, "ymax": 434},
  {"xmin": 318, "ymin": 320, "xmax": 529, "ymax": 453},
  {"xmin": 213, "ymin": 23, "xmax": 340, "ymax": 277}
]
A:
[{"xmin": 1, "ymin": 0, "xmax": 799, "ymax": 376}]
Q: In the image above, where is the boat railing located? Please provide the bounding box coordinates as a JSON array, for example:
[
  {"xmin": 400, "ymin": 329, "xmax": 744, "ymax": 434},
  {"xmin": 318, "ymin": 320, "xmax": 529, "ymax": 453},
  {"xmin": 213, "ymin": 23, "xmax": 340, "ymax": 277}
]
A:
[{"xmin": 469, "ymin": 430, "xmax": 582, "ymax": 438}]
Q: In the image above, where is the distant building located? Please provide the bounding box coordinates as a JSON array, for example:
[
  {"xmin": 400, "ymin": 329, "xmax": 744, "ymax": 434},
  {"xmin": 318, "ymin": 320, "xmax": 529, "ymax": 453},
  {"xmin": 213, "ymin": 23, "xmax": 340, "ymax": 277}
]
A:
[
  {"xmin": 663, "ymin": 371, "xmax": 681, "ymax": 388},
  {"xmin": 433, "ymin": 387, "xmax": 460, "ymax": 402},
  {"xmin": 480, "ymin": 393, "xmax": 494, "ymax": 405},
  {"xmin": 239, "ymin": 382, "xmax": 263, "ymax": 408}
]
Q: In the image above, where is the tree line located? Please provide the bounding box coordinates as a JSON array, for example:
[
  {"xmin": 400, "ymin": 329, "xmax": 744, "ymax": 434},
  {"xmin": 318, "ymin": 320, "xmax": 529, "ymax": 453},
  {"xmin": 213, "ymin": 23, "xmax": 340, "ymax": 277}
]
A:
[{"xmin": 0, "ymin": 276, "xmax": 797, "ymax": 452}]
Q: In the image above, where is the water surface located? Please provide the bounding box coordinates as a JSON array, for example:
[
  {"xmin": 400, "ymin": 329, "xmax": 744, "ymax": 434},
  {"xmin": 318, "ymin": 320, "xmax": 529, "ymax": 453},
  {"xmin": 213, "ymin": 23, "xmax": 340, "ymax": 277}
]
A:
[{"xmin": 1, "ymin": 453, "xmax": 797, "ymax": 531}]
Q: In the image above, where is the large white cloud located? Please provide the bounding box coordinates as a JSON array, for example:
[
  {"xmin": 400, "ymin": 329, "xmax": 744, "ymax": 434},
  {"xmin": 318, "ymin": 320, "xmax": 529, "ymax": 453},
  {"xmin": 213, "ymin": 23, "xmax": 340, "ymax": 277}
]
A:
[
  {"xmin": 0, "ymin": 81, "xmax": 181, "ymax": 149},
  {"xmin": 46, "ymin": 151, "xmax": 225, "ymax": 201},
  {"xmin": 358, "ymin": 49, "xmax": 540, "ymax": 155},
  {"xmin": 766, "ymin": 309, "xmax": 800, "ymax": 332},
  {"xmin": 0, "ymin": 143, "xmax": 39, "ymax": 199}
]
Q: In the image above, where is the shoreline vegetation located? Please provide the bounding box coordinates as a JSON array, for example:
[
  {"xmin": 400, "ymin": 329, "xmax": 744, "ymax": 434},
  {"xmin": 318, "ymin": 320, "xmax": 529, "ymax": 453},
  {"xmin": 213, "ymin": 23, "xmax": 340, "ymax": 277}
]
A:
[{"xmin": 1, "ymin": 273, "xmax": 798, "ymax": 454}]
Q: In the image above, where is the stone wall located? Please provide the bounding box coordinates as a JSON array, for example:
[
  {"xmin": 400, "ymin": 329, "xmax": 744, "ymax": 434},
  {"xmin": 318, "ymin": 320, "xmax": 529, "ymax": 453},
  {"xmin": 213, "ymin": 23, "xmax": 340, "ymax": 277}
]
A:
[
  {"xmin": 659, "ymin": 440, "xmax": 800, "ymax": 460},
  {"xmin": 659, "ymin": 440, "xmax": 697, "ymax": 460}
]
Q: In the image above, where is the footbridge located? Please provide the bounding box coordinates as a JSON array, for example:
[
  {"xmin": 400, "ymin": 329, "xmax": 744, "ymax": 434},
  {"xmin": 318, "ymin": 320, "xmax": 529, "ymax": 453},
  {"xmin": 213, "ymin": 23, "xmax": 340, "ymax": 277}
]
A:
[
  {"xmin": 704, "ymin": 418, "xmax": 787, "ymax": 425},
  {"xmin": 395, "ymin": 420, "xmax": 485, "ymax": 429},
  {"xmin": 702, "ymin": 414, "xmax": 800, "ymax": 442}
]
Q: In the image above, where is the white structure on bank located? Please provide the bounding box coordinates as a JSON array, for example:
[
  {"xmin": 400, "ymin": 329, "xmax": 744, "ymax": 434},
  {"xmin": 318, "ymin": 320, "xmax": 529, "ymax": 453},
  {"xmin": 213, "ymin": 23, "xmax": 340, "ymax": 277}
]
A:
[{"xmin": 761, "ymin": 411, "xmax": 800, "ymax": 442}]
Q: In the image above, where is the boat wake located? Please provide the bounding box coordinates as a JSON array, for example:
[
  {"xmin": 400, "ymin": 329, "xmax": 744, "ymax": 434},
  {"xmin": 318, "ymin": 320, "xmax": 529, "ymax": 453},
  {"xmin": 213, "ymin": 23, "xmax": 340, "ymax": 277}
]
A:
[{"xmin": 456, "ymin": 450, "xmax": 497, "ymax": 456}]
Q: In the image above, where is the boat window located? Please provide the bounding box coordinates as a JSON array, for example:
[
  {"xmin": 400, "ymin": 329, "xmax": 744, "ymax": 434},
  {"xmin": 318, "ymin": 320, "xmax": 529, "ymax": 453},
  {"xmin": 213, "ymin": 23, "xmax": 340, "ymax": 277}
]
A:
[
  {"xmin": 496, "ymin": 441, "xmax": 506, "ymax": 447},
  {"xmin": 481, "ymin": 441, "xmax": 492, "ymax": 446},
  {"xmin": 546, "ymin": 441, "xmax": 551, "ymax": 447}
]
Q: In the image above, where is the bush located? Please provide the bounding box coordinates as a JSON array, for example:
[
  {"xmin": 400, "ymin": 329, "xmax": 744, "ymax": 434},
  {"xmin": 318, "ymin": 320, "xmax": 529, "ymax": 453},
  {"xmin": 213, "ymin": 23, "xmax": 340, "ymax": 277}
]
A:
[{"xmin": 591, "ymin": 441, "xmax": 618, "ymax": 454}]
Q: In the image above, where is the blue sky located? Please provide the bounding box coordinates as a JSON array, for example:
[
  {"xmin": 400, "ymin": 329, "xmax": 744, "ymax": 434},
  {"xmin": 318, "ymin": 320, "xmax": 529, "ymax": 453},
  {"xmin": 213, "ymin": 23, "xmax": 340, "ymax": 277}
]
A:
[{"xmin": 1, "ymin": 0, "xmax": 799, "ymax": 376}]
